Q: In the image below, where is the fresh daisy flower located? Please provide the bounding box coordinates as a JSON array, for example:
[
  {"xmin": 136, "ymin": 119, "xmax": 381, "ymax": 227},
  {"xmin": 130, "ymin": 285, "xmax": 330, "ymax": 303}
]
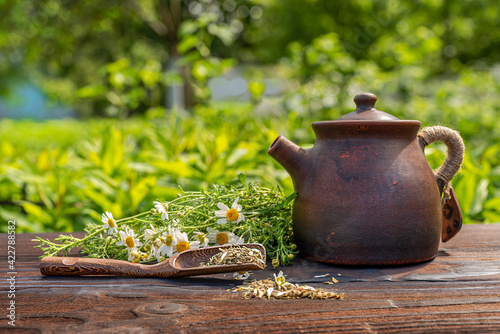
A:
[
  {"xmin": 173, "ymin": 230, "xmax": 200, "ymax": 254},
  {"xmin": 129, "ymin": 249, "xmax": 142, "ymax": 262},
  {"xmin": 232, "ymin": 235, "xmax": 245, "ymax": 244},
  {"xmin": 194, "ymin": 231, "xmax": 209, "ymax": 247},
  {"xmin": 144, "ymin": 246, "xmax": 156, "ymax": 262},
  {"xmin": 116, "ymin": 228, "xmax": 143, "ymax": 259},
  {"xmin": 206, "ymin": 228, "xmax": 243, "ymax": 246},
  {"xmin": 214, "ymin": 197, "xmax": 245, "ymax": 225},
  {"xmin": 101, "ymin": 211, "xmax": 117, "ymax": 234},
  {"xmin": 144, "ymin": 223, "xmax": 158, "ymax": 240},
  {"xmin": 156, "ymin": 226, "xmax": 177, "ymax": 258},
  {"xmin": 153, "ymin": 201, "xmax": 169, "ymax": 220}
]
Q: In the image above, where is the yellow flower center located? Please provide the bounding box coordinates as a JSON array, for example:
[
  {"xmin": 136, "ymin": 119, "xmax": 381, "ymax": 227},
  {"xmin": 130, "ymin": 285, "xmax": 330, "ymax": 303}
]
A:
[
  {"xmin": 176, "ymin": 241, "xmax": 190, "ymax": 253},
  {"xmin": 162, "ymin": 203, "xmax": 168, "ymax": 211},
  {"xmin": 197, "ymin": 233, "xmax": 207, "ymax": 242},
  {"xmin": 164, "ymin": 235, "xmax": 173, "ymax": 246},
  {"xmin": 216, "ymin": 232, "xmax": 229, "ymax": 245},
  {"xmin": 226, "ymin": 208, "xmax": 239, "ymax": 221},
  {"xmin": 125, "ymin": 236, "xmax": 135, "ymax": 248},
  {"xmin": 108, "ymin": 218, "xmax": 115, "ymax": 228}
]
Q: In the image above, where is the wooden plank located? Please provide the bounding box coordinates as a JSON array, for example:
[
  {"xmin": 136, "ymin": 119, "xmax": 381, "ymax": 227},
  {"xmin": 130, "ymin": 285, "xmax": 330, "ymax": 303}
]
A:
[{"xmin": 1, "ymin": 224, "xmax": 499, "ymax": 333}]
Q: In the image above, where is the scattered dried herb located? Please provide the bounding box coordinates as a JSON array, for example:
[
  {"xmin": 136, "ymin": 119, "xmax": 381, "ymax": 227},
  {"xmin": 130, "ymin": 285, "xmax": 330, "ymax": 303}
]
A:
[{"xmin": 234, "ymin": 271, "xmax": 344, "ymax": 300}]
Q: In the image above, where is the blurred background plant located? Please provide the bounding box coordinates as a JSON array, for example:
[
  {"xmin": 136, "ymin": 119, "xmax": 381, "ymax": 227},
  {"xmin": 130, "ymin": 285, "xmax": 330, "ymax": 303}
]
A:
[{"xmin": 1, "ymin": 0, "xmax": 499, "ymax": 233}]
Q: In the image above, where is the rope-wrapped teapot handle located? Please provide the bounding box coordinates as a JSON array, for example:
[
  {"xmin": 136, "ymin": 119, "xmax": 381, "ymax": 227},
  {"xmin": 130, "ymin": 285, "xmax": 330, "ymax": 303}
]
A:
[
  {"xmin": 417, "ymin": 126, "xmax": 465, "ymax": 200},
  {"xmin": 418, "ymin": 126, "xmax": 465, "ymax": 242}
]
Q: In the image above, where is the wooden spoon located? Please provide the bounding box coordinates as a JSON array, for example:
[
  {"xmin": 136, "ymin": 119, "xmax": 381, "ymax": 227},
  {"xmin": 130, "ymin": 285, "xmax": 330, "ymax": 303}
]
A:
[{"xmin": 40, "ymin": 243, "xmax": 266, "ymax": 278}]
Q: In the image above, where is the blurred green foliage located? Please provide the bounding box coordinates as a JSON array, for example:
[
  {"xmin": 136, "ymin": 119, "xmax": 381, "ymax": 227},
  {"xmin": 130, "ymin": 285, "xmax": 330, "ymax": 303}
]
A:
[
  {"xmin": 1, "ymin": 0, "xmax": 500, "ymax": 232},
  {"xmin": 1, "ymin": 93, "xmax": 499, "ymax": 233}
]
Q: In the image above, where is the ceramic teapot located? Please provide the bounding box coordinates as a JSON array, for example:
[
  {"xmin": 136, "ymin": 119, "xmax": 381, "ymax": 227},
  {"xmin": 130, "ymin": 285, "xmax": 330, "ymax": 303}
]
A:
[{"xmin": 268, "ymin": 93, "xmax": 465, "ymax": 265}]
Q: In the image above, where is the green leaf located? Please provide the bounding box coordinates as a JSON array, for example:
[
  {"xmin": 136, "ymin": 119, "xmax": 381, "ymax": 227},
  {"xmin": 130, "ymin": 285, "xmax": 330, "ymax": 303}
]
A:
[
  {"xmin": 469, "ymin": 179, "xmax": 489, "ymax": 216},
  {"xmin": 77, "ymin": 85, "xmax": 107, "ymax": 98},
  {"xmin": 150, "ymin": 160, "xmax": 196, "ymax": 178},
  {"xmin": 178, "ymin": 21, "xmax": 198, "ymax": 36},
  {"xmin": 151, "ymin": 186, "xmax": 181, "ymax": 201},
  {"xmin": 130, "ymin": 176, "xmax": 156, "ymax": 210},
  {"xmin": 101, "ymin": 127, "xmax": 124, "ymax": 176},
  {"xmin": 483, "ymin": 197, "xmax": 500, "ymax": 211},
  {"xmin": 83, "ymin": 188, "xmax": 114, "ymax": 214},
  {"xmin": 208, "ymin": 24, "xmax": 235, "ymax": 46},
  {"xmin": 482, "ymin": 210, "xmax": 500, "ymax": 223},
  {"xmin": 454, "ymin": 173, "xmax": 476, "ymax": 214},
  {"xmin": 0, "ymin": 208, "xmax": 35, "ymax": 233},
  {"xmin": 106, "ymin": 58, "xmax": 130, "ymax": 73},
  {"xmin": 22, "ymin": 202, "xmax": 53, "ymax": 225},
  {"xmin": 178, "ymin": 35, "xmax": 199, "ymax": 54},
  {"xmin": 237, "ymin": 172, "xmax": 247, "ymax": 186},
  {"xmin": 248, "ymin": 82, "xmax": 266, "ymax": 99}
]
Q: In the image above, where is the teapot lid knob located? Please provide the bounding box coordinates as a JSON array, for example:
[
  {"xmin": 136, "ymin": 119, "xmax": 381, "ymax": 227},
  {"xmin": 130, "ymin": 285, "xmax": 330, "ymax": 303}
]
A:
[
  {"xmin": 336, "ymin": 92, "xmax": 399, "ymax": 120},
  {"xmin": 353, "ymin": 93, "xmax": 377, "ymax": 110}
]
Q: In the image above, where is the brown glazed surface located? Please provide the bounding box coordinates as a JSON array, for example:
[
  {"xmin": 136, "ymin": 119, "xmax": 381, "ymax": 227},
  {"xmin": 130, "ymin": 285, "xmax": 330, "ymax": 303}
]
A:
[
  {"xmin": 297, "ymin": 122, "xmax": 441, "ymax": 265},
  {"xmin": 268, "ymin": 94, "xmax": 445, "ymax": 265}
]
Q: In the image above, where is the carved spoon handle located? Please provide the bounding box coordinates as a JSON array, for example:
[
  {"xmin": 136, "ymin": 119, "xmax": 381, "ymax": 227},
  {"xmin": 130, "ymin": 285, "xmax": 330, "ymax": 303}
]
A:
[{"xmin": 40, "ymin": 257, "xmax": 159, "ymax": 277}]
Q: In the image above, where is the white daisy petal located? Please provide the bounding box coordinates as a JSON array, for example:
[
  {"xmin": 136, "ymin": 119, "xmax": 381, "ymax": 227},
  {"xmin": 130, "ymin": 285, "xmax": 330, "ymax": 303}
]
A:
[
  {"xmin": 217, "ymin": 203, "xmax": 229, "ymax": 211},
  {"xmin": 214, "ymin": 210, "xmax": 227, "ymax": 216},
  {"xmin": 231, "ymin": 197, "xmax": 240, "ymax": 209},
  {"xmin": 217, "ymin": 218, "xmax": 227, "ymax": 225}
]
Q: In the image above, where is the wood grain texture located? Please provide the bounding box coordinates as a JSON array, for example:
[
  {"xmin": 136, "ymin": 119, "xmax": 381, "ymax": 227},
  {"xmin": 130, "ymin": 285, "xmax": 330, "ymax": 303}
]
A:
[{"xmin": 1, "ymin": 224, "xmax": 499, "ymax": 333}]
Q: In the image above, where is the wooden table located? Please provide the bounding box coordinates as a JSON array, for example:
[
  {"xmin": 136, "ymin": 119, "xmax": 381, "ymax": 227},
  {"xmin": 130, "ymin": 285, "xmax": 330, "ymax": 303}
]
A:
[{"xmin": 1, "ymin": 224, "xmax": 500, "ymax": 333}]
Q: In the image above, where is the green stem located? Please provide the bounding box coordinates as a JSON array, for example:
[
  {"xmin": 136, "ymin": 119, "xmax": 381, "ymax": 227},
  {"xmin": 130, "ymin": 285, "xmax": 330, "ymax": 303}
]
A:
[
  {"xmin": 116, "ymin": 212, "xmax": 149, "ymax": 222},
  {"xmin": 181, "ymin": 222, "xmax": 217, "ymax": 230},
  {"xmin": 48, "ymin": 227, "xmax": 106, "ymax": 257}
]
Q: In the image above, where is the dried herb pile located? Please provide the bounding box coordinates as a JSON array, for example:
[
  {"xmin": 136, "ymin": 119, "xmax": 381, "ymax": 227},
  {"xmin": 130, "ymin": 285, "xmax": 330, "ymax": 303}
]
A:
[
  {"xmin": 233, "ymin": 271, "xmax": 344, "ymax": 300},
  {"xmin": 202, "ymin": 245, "xmax": 266, "ymax": 267}
]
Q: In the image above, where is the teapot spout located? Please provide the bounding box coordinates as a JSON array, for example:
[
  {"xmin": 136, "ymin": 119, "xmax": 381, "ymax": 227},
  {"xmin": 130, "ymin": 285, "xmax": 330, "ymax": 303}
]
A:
[{"xmin": 268, "ymin": 135, "xmax": 309, "ymax": 190}]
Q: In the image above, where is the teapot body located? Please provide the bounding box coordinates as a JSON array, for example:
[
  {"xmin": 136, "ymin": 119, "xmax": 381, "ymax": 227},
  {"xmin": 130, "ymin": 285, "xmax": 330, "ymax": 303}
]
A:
[
  {"xmin": 268, "ymin": 93, "xmax": 464, "ymax": 266},
  {"xmin": 279, "ymin": 121, "xmax": 442, "ymax": 265}
]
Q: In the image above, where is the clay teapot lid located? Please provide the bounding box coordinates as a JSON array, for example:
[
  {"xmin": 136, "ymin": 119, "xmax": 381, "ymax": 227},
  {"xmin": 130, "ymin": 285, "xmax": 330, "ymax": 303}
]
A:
[{"xmin": 337, "ymin": 93, "xmax": 399, "ymax": 121}]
